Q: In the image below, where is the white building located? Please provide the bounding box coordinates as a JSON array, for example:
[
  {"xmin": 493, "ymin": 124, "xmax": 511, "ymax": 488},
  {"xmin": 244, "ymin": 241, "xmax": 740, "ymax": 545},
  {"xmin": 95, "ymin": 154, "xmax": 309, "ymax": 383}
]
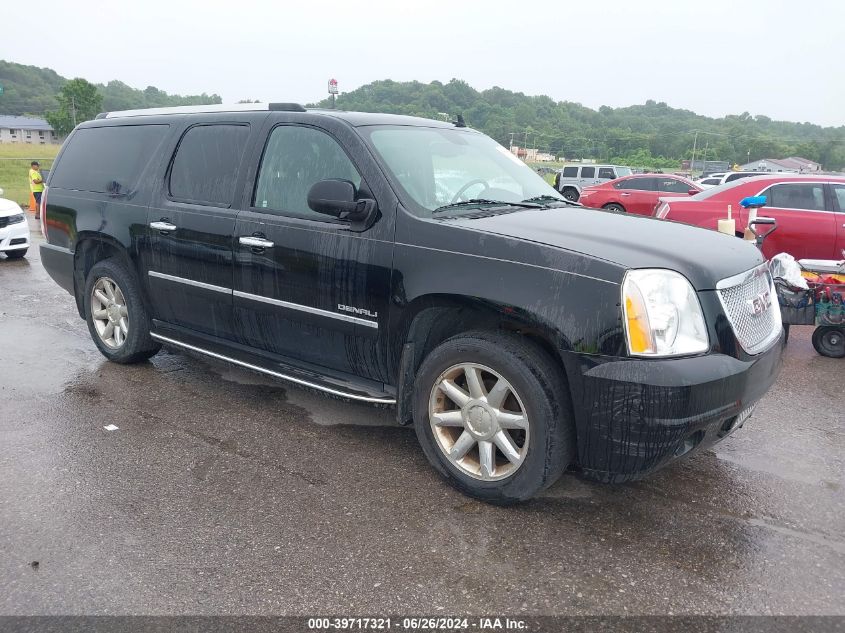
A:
[
  {"xmin": 0, "ymin": 115, "xmax": 60, "ymax": 144},
  {"xmin": 738, "ymin": 156, "xmax": 821, "ymax": 173}
]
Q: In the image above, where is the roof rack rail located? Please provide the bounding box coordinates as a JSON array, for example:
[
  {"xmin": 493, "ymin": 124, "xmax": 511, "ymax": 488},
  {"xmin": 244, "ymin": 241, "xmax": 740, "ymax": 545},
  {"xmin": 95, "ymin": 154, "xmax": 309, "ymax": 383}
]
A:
[{"xmin": 101, "ymin": 102, "xmax": 307, "ymax": 119}]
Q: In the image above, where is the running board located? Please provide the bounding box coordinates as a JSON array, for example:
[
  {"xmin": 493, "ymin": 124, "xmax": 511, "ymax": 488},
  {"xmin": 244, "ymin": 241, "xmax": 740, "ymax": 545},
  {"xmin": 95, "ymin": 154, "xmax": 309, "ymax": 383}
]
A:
[{"xmin": 150, "ymin": 332, "xmax": 396, "ymax": 404}]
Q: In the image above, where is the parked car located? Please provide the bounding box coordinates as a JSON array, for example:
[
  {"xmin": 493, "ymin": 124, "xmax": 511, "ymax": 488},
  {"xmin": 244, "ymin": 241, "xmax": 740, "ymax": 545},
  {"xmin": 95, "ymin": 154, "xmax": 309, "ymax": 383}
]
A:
[
  {"xmin": 694, "ymin": 171, "xmax": 763, "ymax": 189},
  {"xmin": 553, "ymin": 164, "xmax": 633, "ymax": 202},
  {"xmin": 0, "ymin": 188, "xmax": 29, "ymax": 259},
  {"xmin": 40, "ymin": 104, "xmax": 784, "ymax": 503},
  {"xmin": 655, "ymin": 175, "xmax": 845, "ymax": 260},
  {"xmin": 578, "ymin": 174, "xmax": 701, "ymax": 216}
]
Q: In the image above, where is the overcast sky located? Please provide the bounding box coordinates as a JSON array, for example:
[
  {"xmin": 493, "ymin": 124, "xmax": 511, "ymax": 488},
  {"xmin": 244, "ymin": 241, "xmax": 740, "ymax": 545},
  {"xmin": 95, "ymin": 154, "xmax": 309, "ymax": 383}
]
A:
[{"xmin": 3, "ymin": 0, "xmax": 843, "ymax": 127}]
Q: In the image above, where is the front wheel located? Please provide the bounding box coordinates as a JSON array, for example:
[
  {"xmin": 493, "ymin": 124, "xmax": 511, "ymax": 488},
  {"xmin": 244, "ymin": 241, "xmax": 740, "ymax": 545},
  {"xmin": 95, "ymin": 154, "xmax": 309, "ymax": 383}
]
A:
[
  {"xmin": 603, "ymin": 203, "xmax": 626, "ymax": 213},
  {"xmin": 84, "ymin": 258, "xmax": 161, "ymax": 363},
  {"xmin": 562, "ymin": 188, "xmax": 579, "ymax": 202},
  {"xmin": 812, "ymin": 326, "xmax": 845, "ymax": 358},
  {"xmin": 413, "ymin": 331, "xmax": 575, "ymax": 504}
]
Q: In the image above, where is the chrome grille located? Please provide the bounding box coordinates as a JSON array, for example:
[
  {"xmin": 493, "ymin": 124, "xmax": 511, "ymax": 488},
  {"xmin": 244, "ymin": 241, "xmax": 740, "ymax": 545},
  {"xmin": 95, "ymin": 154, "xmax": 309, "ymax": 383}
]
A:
[{"xmin": 717, "ymin": 264, "xmax": 782, "ymax": 355}]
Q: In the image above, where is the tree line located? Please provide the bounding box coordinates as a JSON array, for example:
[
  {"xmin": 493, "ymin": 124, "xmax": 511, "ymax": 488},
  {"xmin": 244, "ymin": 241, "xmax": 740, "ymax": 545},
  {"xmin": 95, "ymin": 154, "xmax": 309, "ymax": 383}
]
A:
[
  {"xmin": 3, "ymin": 61, "xmax": 844, "ymax": 169},
  {"xmin": 0, "ymin": 60, "xmax": 221, "ymax": 136},
  {"xmin": 312, "ymin": 79, "xmax": 845, "ymax": 170}
]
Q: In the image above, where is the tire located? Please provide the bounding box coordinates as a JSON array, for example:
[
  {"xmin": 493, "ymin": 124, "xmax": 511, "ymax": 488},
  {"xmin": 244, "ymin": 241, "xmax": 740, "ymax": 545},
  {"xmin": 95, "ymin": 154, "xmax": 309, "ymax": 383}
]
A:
[
  {"xmin": 84, "ymin": 258, "xmax": 161, "ymax": 364},
  {"xmin": 562, "ymin": 188, "xmax": 579, "ymax": 203},
  {"xmin": 4, "ymin": 249, "xmax": 27, "ymax": 259},
  {"xmin": 413, "ymin": 331, "xmax": 575, "ymax": 504},
  {"xmin": 811, "ymin": 326, "xmax": 845, "ymax": 358},
  {"xmin": 603, "ymin": 203, "xmax": 626, "ymax": 213}
]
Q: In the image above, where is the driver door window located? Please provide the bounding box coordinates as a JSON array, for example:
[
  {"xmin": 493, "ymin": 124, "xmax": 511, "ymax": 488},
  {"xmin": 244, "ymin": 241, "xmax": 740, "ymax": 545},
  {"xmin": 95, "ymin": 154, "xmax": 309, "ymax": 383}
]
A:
[{"xmin": 253, "ymin": 125, "xmax": 361, "ymax": 221}]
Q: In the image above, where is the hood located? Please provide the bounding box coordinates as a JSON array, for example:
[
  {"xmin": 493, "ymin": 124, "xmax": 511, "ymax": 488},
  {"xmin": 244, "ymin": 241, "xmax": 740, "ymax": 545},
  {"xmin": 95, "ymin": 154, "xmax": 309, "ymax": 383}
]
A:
[
  {"xmin": 0, "ymin": 198, "xmax": 24, "ymax": 217},
  {"xmin": 449, "ymin": 206, "xmax": 764, "ymax": 291}
]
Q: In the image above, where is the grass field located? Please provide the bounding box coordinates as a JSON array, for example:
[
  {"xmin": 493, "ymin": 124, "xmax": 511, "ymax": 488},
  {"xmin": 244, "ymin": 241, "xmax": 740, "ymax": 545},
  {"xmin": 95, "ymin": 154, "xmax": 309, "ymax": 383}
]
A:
[{"xmin": 0, "ymin": 144, "xmax": 61, "ymax": 206}]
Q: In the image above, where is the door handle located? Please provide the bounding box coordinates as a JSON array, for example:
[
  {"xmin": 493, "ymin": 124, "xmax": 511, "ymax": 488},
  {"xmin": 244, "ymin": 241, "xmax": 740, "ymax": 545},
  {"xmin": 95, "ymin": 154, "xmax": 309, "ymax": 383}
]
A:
[
  {"xmin": 620, "ymin": 193, "xmax": 631, "ymax": 197},
  {"xmin": 239, "ymin": 236, "xmax": 275, "ymax": 249},
  {"xmin": 149, "ymin": 221, "xmax": 177, "ymax": 232}
]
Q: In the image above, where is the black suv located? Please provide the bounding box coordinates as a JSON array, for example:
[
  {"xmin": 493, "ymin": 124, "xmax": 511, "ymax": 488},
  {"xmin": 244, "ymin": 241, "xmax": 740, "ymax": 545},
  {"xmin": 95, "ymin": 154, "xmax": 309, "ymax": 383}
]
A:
[{"xmin": 40, "ymin": 104, "xmax": 784, "ymax": 503}]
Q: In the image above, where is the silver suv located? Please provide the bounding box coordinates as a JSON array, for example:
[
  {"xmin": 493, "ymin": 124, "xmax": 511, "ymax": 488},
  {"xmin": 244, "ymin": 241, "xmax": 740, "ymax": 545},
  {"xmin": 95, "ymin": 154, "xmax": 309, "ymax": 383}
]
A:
[{"xmin": 554, "ymin": 164, "xmax": 633, "ymax": 201}]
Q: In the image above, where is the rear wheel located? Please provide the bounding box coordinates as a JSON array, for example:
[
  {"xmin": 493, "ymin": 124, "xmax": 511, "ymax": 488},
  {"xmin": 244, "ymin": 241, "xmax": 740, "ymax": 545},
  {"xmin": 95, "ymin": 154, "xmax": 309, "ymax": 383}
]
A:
[
  {"xmin": 812, "ymin": 326, "xmax": 845, "ymax": 358},
  {"xmin": 4, "ymin": 249, "xmax": 27, "ymax": 259},
  {"xmin": 413, "ymin": 331, "xmax": 575, "ymax": 504},
  {"xmin": 603, "ymin": 203, "xmax": 626, "ymax": 213},
  {"xmin": 562, "ymin": 188, "xmax": 579, "ymax": 202},
  {"xmin": 84, "ymin": 258, "xmax": 161, "ymax": 363}
]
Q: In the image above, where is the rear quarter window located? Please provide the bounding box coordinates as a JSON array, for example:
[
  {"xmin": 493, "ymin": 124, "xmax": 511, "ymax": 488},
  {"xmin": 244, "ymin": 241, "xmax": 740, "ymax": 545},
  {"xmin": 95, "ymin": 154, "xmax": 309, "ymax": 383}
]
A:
[
  {"xmin": 561, "ymin": 166, "xmax": 578, "ymax": 177},
  {"xmin": 50, "ymin": 125, "xmax": 169, "ymax": 194}
]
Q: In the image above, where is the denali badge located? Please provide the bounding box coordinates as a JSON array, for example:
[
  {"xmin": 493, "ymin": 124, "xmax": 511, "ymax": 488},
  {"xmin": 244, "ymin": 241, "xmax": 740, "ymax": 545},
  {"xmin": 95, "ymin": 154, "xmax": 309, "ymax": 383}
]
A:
[
  {"xmin": 746, "ymin": 291, "xmax": 772, "ymax": 316},
  {"xmin": 338, "ymin": 304, "xmax": 378, "ymax": 319}
]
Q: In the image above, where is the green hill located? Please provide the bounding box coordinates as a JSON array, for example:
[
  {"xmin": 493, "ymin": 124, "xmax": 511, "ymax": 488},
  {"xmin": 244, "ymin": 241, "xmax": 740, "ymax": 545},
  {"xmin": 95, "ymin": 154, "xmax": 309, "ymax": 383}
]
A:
[
  {"xmin": 312, "ymin": 79, "xmax": 845, "ymax": 170},
  {"xmin": 2, "ymin": 61, "xmax": 843, "ymax": 169},
  {"xmin": 0, "ymin": 60, "xmax": 221, "ymax": 117}
]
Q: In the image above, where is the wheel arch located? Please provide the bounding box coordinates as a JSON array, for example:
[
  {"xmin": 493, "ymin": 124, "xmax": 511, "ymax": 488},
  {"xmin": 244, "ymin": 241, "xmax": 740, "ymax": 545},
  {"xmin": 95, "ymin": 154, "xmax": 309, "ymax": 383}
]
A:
[
  {"xmin": 393, "ymin": 293, "xmax": 571, "ymax": 425},
  {"xmin": 72, "ymin": 233, "xmax": 142, "ymax": 319}
]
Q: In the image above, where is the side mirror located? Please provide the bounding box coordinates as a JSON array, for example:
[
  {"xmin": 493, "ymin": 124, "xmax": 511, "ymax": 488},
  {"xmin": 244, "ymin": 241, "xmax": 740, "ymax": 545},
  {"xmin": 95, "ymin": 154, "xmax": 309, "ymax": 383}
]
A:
[
  {"xmin": 688, "ymin": 189, "xmax": 698, "ymax": 196},
  {"xmin": 307, "ymin": 179, "xmax": 377, "ymax": 227}
]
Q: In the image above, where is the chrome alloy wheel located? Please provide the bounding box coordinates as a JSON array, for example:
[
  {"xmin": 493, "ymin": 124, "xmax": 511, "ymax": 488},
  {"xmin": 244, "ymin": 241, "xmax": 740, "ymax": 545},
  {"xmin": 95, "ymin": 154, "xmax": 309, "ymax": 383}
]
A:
[
  {"xmin": 429, "ymin": 363, "xmax": 530, "ymax": 481},
  {"xmin": 91, "ymin": 276, "xmax": 129, "ymax": 349}
]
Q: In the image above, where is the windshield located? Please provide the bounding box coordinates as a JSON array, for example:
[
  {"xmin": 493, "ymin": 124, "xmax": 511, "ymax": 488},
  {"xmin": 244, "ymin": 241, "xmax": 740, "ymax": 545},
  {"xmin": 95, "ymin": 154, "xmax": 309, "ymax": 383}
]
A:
[
  {"xmin": 615, "ymin": 166, "xmax": 633, "ymax": 177},
  {"xmin": 364, "ymin": 126, "xmax": 565, "ymax": 216}
]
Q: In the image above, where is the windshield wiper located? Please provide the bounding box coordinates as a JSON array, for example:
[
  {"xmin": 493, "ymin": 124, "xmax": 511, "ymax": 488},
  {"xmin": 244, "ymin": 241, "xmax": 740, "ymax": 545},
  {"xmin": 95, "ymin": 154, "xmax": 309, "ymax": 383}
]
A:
[
  {"xmin": 521, "ymin": 195, "xmax": 578, "ymax": 206},
  {"xmin": 433, "ymin": 199, "xmax": 542, "ymax": 214}
]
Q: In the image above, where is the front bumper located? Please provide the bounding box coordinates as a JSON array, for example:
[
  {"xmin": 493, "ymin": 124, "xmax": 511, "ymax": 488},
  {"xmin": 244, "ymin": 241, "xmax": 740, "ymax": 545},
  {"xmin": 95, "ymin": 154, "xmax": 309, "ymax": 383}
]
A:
[
  {"xmin": 568, "ymin": 331, "xmax": 785, "ymax": 482},
  {"xmin": 0, "ymin": 218, "xmax": 30, "ymax": 252}
]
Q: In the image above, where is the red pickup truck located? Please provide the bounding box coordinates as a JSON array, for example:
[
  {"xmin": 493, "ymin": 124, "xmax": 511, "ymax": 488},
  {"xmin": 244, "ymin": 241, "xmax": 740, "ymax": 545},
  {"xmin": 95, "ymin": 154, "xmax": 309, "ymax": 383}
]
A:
[{"xmin": 654, "ymin": 175, "xmax": 845, "ymax": 260}]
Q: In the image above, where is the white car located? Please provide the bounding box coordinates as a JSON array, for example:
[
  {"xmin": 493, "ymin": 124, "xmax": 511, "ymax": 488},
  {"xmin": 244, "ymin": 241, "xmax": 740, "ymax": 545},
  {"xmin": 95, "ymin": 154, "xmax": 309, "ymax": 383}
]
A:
[
  {"xmin": 694, "ymin": 171, "xmax": 761, "ymax": 189},
  {"xmin": 0, "ymin": 188, "xmax": 30, "ymax": 259}
]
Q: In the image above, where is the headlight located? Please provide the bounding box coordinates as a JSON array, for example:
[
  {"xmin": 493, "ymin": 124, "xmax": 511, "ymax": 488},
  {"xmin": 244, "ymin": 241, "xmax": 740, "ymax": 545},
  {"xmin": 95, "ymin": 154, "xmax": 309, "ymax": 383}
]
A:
[
  {"xmin": 622, "ymin": 269, "xmax": 709, "ymax": 357},
  {"xmin": 8, "ymin": 213, "xmax": 25, "ymax": 225}
]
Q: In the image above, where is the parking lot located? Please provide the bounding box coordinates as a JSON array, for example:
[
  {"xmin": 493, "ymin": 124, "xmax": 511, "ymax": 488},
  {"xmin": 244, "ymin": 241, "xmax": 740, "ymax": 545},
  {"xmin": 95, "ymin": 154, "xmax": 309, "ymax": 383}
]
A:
[{"xmin": 1, "ymin": 219, "xmax": 843, "ymax": 616}]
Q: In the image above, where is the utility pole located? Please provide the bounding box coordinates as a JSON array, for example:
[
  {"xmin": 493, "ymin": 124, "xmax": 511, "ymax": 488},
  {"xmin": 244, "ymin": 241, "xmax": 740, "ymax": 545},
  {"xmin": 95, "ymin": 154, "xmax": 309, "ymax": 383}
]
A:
[
  {"xmin": 509, "ymin": 132, "xmax": 515, "ymax": 151},
  {"xmin": 70, "ymin": 95, "xmax": 77, "ymax": 127},
  {"xmin": 690, "ymin": 130, "xmax": 699, "ymax": 177},
  {"xmin": 702, "ymin": 141, "xmax": 708, "ymax": 173}
]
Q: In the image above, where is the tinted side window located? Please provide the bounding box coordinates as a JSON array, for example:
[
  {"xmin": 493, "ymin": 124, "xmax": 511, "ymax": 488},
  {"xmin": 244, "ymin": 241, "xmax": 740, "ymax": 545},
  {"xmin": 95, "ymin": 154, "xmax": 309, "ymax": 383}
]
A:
[
  {"xmin": 616, "ymin": 177, "xmax": 656, "ymax": 191},
  {"xmin": 597, "ymin": 167, "xmax": 615, "ymax": 179},
  {"xmin": 659, "ymin": 178, "xmax": 693, "ymax": 193},
  {"xmin": 725, "ymin": 172, "xmax": 753, "ymax": 183},
  {"xmin": 581, "ymin": 166, "xmax": 596, "ymax": 178},
  {"xmin": 561, "ymin": 166, "xmax": 578, "ymax": 177},
  {"xmin": 50, "ymin": 125, "xmax": 169, "ymax": 194},
  {"xmin": 766, "ymin": 183, "xmax": 826, "ymax": 211},
  {"xmin": 169, "ymin": 124, "xmax": 250, "ymax": 206},
  {"xmin": 253, "ymin": 125, "xmax": 362, "ymax": 221}
]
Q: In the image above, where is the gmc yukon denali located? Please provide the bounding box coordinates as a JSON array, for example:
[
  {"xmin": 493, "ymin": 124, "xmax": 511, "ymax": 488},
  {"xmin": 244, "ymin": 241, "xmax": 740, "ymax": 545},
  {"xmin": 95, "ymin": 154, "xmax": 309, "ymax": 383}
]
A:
[{"xmin": 39, "ymin": 103, "xmax": 784, "ymax": 503}]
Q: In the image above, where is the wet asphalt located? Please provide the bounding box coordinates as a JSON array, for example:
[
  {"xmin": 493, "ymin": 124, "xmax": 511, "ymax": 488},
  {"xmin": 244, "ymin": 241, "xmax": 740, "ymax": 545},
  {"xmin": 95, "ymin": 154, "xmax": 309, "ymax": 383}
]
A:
[{"xmin": 0, "ymin": 218, "xmax": 843, "ymax": 616}]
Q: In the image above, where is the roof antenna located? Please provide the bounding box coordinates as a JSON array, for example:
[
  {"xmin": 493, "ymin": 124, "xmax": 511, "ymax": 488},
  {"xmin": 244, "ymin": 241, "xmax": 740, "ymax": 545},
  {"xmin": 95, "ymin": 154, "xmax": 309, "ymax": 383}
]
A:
[{"xmin": 452, "ymin": 114, "xmax": 466, "ymax": 128}]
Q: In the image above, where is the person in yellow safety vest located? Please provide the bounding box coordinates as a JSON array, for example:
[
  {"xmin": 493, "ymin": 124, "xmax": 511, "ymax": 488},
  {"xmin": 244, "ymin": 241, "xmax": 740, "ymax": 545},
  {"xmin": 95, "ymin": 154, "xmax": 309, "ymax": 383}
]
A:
[{"xmin": 29, "ymin": 160, "xmax": 44, "ymax": 219}]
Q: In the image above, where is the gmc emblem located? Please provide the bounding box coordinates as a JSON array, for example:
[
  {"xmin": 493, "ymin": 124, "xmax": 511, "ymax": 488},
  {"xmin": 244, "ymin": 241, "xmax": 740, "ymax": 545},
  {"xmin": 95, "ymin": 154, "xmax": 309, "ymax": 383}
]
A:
[{"xmin": 746, "ymin": 291, "xmax": 772, "ymax": 316}]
